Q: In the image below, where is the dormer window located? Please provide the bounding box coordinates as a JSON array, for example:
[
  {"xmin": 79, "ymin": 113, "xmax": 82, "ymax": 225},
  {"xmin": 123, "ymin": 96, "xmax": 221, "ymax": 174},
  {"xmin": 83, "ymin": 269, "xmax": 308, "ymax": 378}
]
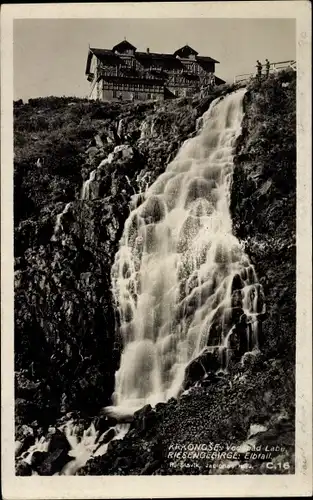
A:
[
  {"xmin": 173, "ymin": 44, "xmax": 198, "ymax": 59},
  {"xmin": 112, "ymin": 40, "xmax": 137, "ymax": 55}
]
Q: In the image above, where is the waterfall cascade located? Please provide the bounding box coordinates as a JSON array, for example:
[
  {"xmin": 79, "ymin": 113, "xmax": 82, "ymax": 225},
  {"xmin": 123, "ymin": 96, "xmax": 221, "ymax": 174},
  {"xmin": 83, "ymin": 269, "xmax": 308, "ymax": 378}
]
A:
[
  {"xmin": 81, "ymin": 145, "xmax": 134, "ymax": 201},
  {"xmin": 50, "ymin": 202, "xmax": 72, "ymax": 241},
  {"xmin": 18, "ymin": 88, "xmax": 265, "ymax": 475},
  {"xmin": 110, "ymin": 88, "xmax": 265, "ymax": 415}
]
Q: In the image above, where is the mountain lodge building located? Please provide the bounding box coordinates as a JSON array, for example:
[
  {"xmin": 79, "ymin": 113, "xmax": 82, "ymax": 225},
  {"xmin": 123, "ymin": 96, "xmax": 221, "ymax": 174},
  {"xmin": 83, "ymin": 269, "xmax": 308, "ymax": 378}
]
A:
[{"xmin": 85, "ymin": 40, "xmax": 225, "ymax": 101}]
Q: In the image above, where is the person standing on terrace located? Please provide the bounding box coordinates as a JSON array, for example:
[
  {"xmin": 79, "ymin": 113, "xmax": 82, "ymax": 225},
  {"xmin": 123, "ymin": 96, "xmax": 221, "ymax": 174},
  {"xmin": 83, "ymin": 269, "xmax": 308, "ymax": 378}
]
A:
[
  {"xmin": 265, "ymin": 59, "xmax": 271, "ymax": 78},
  {"xmin": 256, "ymin": 60, "xmax": 262, "ymax": 78}
]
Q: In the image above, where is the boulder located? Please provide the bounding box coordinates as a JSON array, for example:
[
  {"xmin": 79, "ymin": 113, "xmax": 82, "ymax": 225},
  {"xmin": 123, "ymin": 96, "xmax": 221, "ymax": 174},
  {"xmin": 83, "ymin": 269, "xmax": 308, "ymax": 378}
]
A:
[
  {"xmin": 140, "ymin": 410, "xmax": 157, "ymax": 436},
  {"xmin": 36, "ymin": 448, "xmax": 73, "ymax": 476},
  {"xmin": 94, "ymin": 416, "xmax": 110, "ymax": 438},
  {"xmin": 96, "ymin": 427, "xmax": 116, "ymax": 448},
  {"xmin": 30, "ymin": 450, "xmax": 49, "ymax": 471},
  {"xmin": 16, "ymin": 423, "xmax": 34, "ymax": 441},
  {"xmin": 167, "ymin": 397, "xmax": 178, "ymax": 406},
  {"xmin": 155, "ymin": 402, "xmax": 166, "ymax": 413},
  {"xmin": 47, "ymin": 429, "xmax": 71, "ymax": 454},
  {"xmin": 134, "ymin": 404, "xmax": 152, "ymax": 419},
  {"xmin": 183, "ymin": 348, "xmax": 221, "ymax": 389},
  {"xmin": 15, "ymin": 434, "xmax": 35, "ymax": 458},
  {"xmin": 16, "ymin": 461, "xmax": 33, "ymax": 476}
]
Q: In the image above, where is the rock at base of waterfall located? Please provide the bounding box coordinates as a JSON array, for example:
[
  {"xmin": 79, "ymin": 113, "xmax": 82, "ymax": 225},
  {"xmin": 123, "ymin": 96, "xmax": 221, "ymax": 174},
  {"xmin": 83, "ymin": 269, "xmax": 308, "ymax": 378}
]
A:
[
  {"xmin": 94, "ymin": 415, "xmax": 115, "ymax": 438},
  {"xmin": 36, "ymin": 447, "xmax": 73, "ymax": 475},
  {"xmin": 16, "ymin": 461, "xmax": 33, "ymax": 476},
  {"xmin": 155, "ymin": 402, "xmax": 167, "ymax": 413},
  {"xmin": 133, "ymin": 404, "xmax": 152, "ymax": 418},
  {"xmin": 131, "ymin": 405, "xmax": 157, "ymax": 436},
  {"xmin": 183, "ymin": 348, "xmax": 222, "ymax": 390},
  {"xmin": 30, "ymin": 450, "xmax": 49, "ymax": 472},
  {"xmin": 96, "ymin": 427, "xmax": 116, "ymax": 448},
  {"xmin": 47, "ymin": 429, "xmax": 71, "ymax": 454},
  {"xmin": 15, "ymin": 434, "xmax": 35, "ymax": 458}
]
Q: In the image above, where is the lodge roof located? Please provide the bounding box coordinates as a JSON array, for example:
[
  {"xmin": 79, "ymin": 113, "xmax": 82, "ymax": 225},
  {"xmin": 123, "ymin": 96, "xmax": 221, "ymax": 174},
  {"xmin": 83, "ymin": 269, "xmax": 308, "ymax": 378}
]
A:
[
  {"xmin": 112, "ymin": 40, "xmax": 137, "ymax": 52},
  {"xmin": 136, "ymin": 51, "xmax": 176, "ymax": 59},
  {"xmin": 173, "ymin": 44, "xmax": 199, "ymax": 58},
  {"xmin": 85, "ymin": 43, "xmax": 219, "ymax": 74},
  {"xmin": 214, "ymin": 75, "xmax": 226, "ymax": 85},
  {"xmin": 85, "ymin": 48, "xmax": 121, "ymax": 73},
  {"xmin": 135, "ymin": 52, "xmax": 184, "ymax": 70},
  {"xmin": 196, "ymin": 56, "xmax": 220, "ymax": 63}
]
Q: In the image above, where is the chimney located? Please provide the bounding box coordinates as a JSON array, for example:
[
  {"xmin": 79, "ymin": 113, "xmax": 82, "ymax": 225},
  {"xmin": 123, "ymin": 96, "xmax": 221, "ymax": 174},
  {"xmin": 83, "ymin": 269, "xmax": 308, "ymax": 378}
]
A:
[{"xmin": 146, "ymin": 47, "xmax": 150, "ymax": 54}]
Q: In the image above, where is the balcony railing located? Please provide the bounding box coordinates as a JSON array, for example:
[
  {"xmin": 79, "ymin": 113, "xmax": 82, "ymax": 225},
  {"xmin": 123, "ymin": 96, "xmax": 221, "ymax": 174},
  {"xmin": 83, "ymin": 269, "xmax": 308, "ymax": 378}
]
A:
[{"xmin": 234, "ymin": 59, "xmax": 296, "ymax": 84}]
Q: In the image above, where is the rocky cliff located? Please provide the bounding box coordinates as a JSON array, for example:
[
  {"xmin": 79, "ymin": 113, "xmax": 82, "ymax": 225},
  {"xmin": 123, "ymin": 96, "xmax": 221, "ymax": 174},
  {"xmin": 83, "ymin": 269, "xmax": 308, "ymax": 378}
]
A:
[{"xmin": 14, "ymin": 70, "xmax": 296, "ymax": 476}]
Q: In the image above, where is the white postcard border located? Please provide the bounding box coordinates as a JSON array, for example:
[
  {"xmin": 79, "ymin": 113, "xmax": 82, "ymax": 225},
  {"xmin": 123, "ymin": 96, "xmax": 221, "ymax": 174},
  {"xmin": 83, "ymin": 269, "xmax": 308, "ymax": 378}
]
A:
[{"xmin": 1, "ymin": 2, "xmax": 312, "ymax": 498}]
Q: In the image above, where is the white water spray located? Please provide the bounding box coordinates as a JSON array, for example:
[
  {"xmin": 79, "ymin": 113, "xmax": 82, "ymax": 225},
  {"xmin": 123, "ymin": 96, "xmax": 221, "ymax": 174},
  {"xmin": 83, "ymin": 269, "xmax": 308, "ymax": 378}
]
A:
[
  {"xmin": 110, "ymin": 89, "xmax": 265, "ymax": 415},
  {"xmin": 51, "ymin": 202, "xmax": 72, "ymax": 241},
  {"xmin": 81, "ymin": 170, "xmax": 97, "ymax": 200}
]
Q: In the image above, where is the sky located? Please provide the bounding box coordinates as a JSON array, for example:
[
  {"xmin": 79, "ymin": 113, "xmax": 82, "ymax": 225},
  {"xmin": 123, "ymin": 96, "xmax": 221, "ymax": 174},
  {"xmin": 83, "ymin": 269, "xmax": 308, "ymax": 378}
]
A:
[{"xmin": 14, "ymin": 18, "xmax": 296, "ymax": 101}]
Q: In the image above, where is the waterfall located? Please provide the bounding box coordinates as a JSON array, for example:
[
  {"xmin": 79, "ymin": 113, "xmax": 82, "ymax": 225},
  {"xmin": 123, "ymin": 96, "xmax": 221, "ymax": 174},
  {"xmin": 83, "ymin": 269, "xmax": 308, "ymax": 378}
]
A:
[
  {"xmin": 81, "ymin": 170, "xmax": 97, "ymax": 200},
  {"xmin": 50, "ymin": 202, "xmax": 72, "ymax": 241},
  {"xmin": 81, "ymin": 145, "xmax": 134, "ymax": 201},
  {"xmin": 110, "ymin": 88, "xmax": 264, "ymax": 415},
  {"xmin": 139, "ymin": 116, "xmax": 158, "ymax": 142},
  {"xmin": 117, "ymin": 118, "xmax": 125, "ymax": 140}
]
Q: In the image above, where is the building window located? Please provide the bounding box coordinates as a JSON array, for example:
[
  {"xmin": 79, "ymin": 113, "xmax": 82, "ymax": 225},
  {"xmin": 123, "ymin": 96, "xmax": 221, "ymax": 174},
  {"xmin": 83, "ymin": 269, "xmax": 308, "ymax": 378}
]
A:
[{"xmin": 113, "ymin": 90, "xmax": 117, "ymax": 98}]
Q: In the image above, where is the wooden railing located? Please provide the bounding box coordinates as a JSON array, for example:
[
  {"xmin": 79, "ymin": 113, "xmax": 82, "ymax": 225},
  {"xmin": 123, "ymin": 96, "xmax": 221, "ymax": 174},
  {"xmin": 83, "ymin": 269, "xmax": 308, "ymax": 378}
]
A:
[{"xmin": 234, "ymin": 59, "xmax": 296, "ymax": 84}]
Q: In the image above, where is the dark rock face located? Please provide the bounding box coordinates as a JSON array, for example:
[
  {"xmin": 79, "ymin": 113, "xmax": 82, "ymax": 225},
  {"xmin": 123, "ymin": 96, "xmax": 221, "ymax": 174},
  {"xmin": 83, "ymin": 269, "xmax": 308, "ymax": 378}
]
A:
[
  {"xmin": 47, "ymin": 430, "xmax": 71, "ymax": 454},
  {"xmin": 231, "ymin": 69, "xmax": 296, "ymax": 363},
  {"xmin": 183, "ymin": 348, "xmax": 222, "ymax": 389},
  {"xmin": 16, "ymin": 462, "xmax": 33, "ymax": 476},
  {"xmin": 36, "ymin": 448, "xmax": 73, "ymax": 476}
]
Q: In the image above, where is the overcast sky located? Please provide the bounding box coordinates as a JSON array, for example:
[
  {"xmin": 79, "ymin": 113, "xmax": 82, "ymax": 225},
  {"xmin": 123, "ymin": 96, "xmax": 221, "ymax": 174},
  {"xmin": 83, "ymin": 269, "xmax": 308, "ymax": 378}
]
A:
[{"xmin": 14, "ymin": 18, "xmax": 296, "ymax": 101}]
